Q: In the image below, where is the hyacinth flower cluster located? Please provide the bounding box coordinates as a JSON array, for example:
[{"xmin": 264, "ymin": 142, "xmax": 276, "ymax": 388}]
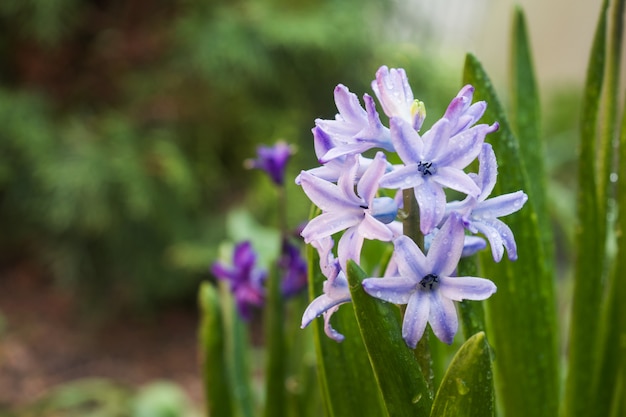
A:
[
  {"xmin": 299, "ymin": 66, "xmax": 528, "ymax": 348},
  {"xmin": 211, "ymin": 142, "xmax": 308, "ymax": 319}
]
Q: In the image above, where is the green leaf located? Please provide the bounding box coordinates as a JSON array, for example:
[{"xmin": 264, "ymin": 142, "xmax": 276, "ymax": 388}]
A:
[
  {"xmin": 305, "ymin": 245, "xmax": 387, "ymax": 417},
  {"xmin": 430, "ymin": 332, "xmax": 494, "ymax": 417},
  {"xmin": 463, "ymin": 53, "xmax": 559, "ymax": 417},
  {"xmin": 199, "ymin": 282, "xmax": 234, "ymax": 417},
  {"xmin": 509, "ymin": 6, "xmax": 553, "ymax": 271},
  {"xmin": 346, "ymin": 260, "xmax": 432, "ymax": 417},
  {"xmin": 563, "ymin": 0, "xmax": 613, "ymax": 416}
]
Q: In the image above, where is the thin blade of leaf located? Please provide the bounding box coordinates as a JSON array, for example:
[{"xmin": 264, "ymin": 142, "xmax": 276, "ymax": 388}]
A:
[
  {"xmin": 262, "ymin": 268, "xmax": 286, "ymax": 417},
  {"xmin": 346, "ymin": 260, "xmax": 433, "ymax": 417},
  {"xmin": 305, "ymin": 245, "xmax": 387, "ymax": 417},
  {"xmin": 198, "ymin": 282, "xmax": 234, "ymax": 417},
  {"xmin": 430, "ymin": 332, "xmax": 494, "ymax": 417},
  {"xmin": 563, "ymin": 1, "xmax": 610, "ymax": 415},
  {"xmin": 463, "ymin": 53, "xmax": 559, "ymax": 417}
]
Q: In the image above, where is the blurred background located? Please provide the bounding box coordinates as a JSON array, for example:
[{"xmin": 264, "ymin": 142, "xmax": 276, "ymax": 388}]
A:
[{"xmin": 0, "ymin": 0, "xmax": 600, "ymax": 415}]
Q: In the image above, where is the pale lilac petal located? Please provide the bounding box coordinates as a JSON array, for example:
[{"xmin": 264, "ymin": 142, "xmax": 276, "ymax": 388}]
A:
[
  {"xmin": 320, "ymin": 141, "xmax": 374, "ymax": 163},
  {"xmin": 461, "ymin": 236, "xmax": 487, "ymax": 257},
  {"xmin": 393, "ymin": 235, "xmax": 428, "ymax": 279},
  {"xmin": 438, "ymin": 276, "xmax": 497, "ymax": 302},
  {"xmin": 389, "ymin": 117, "xmax": 422, "ymax": 164},
  {"xmin": 437, "ymin": 126, "xmax": 485, "ymax": 169},
  {"xmin": 475, "ymin": 142, "xmax": 498, "ymax": 200},
  {"xmin": 334, "ymin": 84, "xmax": 367, "ymax": 124},
  {"xmin": 372, "ymin": 66, "xmax": 415, "ymax": 123},
  {"xmin": 474, "ymin": 191, "xmax": 528, "ymax": 218},
  {"xmin": 299, "ymin": 170, "xmax": 357, "ymax": 211},
  {"xmin": 480, "ymin": 218, "xmax": 518, "ymax": 261},
  {"xmin": 359, "ymin": 214, "xmax": 394, "ymax": 241},
  {"xmin": 357, "ymin": 152, "xmax": 387, "ymax": 203},
  {"xmin": 360, "ymin": 94, "xmax": 393, "ymax": 149},
  {"xmin": 323, "ymin": 305, "xmax": 345, "ymax": 342},
  {"xmin": 422, "ymin": 118, "xmax": 451, "ymax": 160},
  {"xmin": 337, "ymin": 155, "xmax": 362, "ymax": 205},
  {"xmin": 379, "ymin": 164, "xmax": 424, "ymax": 190},
  {"xmin": 301, "ymin": 211, "xmax": 361, "ymax": 243},
  {"xmin": 301, "ymin": 293, "xmax": 348, "ymax": 329},
  {"xmin": 427, "ymin": 214, "xmax": 465, "ymax": 276},
  {"xmin": 362, "ymin": 277, "xmax": 415, "ymax": 304},
  {"xmin": 414, "ymin": 180, "xmax": 447, "ymax": 234},
  {"xmin": 434, "ymin": 166, "xmax": 481, "ymax": 197},
  {"xmin": 312, "ymin": 126, "xmax": 335, "ymax": 161},
  {"xmin": 427, "ymin": 291, "xmax": 458, "ymax": 344},
  {"xmin": 402, "ymin": 291, "xmax": 430, "ymax": 349},
  {"xmin": 337, "ymin": 226, "xmax": 364, "ymax": 271},
  {"xmin": 472, "ymin": 220, "xmax": 505, "ymax": 262}
]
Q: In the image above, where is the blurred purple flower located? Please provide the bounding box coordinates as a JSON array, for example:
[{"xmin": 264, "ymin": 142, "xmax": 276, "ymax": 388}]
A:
[
  {"xmin": 245, "ymin": 141, "xmax": 293, "ymax": 185},
  {"xmin": 362, "ymin": 215, "xmax": 496, "ymax": 347},
  {"xmin": 279, "ymin": 239, "xmax": 308, "ymax": 298},
  {"xmin": 210, "ymin": 241, "xmax": 266, "ymax": 320}
]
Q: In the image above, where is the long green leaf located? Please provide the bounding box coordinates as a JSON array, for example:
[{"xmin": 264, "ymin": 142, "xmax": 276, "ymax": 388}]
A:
[
  {"xmin": 263, "ymin": 268, "xmax": 286, "ymax": 417},
  {"xmin": 563, "ymin": 1, "xmax": 610, "ymax": 415},
  {"xmin": 463, "ymin": 53, "xmax": 559, "ymax": 417},
  {"xmin": 305, "ymin": 245, "xmax": 387, "ymax": 417},
  {"xmin": 346, "ymin": 260, "xmax": 432, "ymax": 417},
  {"xmin": 199, "ymin": 282, "xmax": 234, "ymax": 417},
  {"xmin": 510, "ymin": 6, "xmax": 553, "ymax": 271},
  {"xmin": 430, "ymin": 332, "xmax": 494, "ymax": 417}
]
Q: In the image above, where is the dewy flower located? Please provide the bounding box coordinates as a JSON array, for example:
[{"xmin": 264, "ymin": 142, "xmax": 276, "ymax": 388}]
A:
[
  {"xmin": 445, "ymin": 143, "xmax": 528, "ymax": 262},
  {"xmin": 210, "ymin": 241, "xmax": 266, "ymax": 320},
  {"xmin": 371, "ymin": 65, "xmax": 426, "ymax": 131},
  {"xmin": 314, "ymin": 84, "xmax": 391, "ymax": 162},
  {"xmin": 299, "ymin": 152, "xmax": 398, "ymax": 270},
  {"xmin": 362, "ymin": 214, "xmax": 496, "ymax": 347},
  {"xmin": 279, "ymin": 239, "xmax": 308, "ymax": 298},
  {"xmin": 379, "ymin": 90, "xmax": 498, "ymax": 234},
  {"xmin": 245, "ymin": 141, "xmax": 293, "ymax": 185},
  {"xmin": 301, "ymin": 237, "xmax": 351, "ymax": 342},
  {"xmin": 295, "ymin": 126, "xmax": 391, "ymax": 185}
]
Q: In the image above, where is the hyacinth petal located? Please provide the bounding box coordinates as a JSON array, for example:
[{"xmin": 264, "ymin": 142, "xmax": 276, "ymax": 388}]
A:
[
  {"xmin": 414, "ymin": 180, "xmax": 447, "ymax": 234},
  {"xmin": 437, "ymin": 126, "xmax": 486, "ymax": 169},
  {"xmin": 389, "ymin": 117, "xmax": 422, "ymax": 164},
  {"xmin": 402, "ymin": 291, "xmax": 430, "ymax": 349},
  {"xmin": 438, "ymin": 276, "xmax": 497, "ymax": 302},
  {"xmin": 299, "ymin": 171, "xmax": 356, "ymax": 211},
  {"xmin": 427, "ymin": 214, "xmax": 465, "ymax": 276},
  {"xmin": 359, "ymin": 214, "xmax": 394, "ymax": 241},
  {"xmin": 210, "ymin": 262, "xmax": 234, "ymax": 281},
  {"xmin": 435, "ymin": 166, "xmax": 482, "ymax": 198},
  {"xmin": 362, "ymin": 277, "xmax": 415, "ymax": 304},
  {"xmin": 472, "ymin": 220, "xmax": 506, "ymax": 262},
  {"xmin": 337, "ymin": 155, "xmax": 362, "ymax": 203},
  {"xmin": 337, "ymin": 226, "xmax": 364, "ymax": 271},
  {"xmin": 312, "ymin": 126, "xmax": 335, "ymax": 162},
  {"xmin": 475, "ymin": 142, "xmax": 498, "ymax": 200},
  {"xmin": 357, "ymin": 152, "xmax": 388, "ymax": 203},
  {"xmin": 360, "ymin": 94, "xmax": 392, "ymax": 148},
  {"xmin": 422, "ymin": 117, "xmax": 451, "ymax": 160},
  {"xmin": 427, "ymin": 291, "xmax": 458, "ymax": 345},
  {"xmin": 475, "ymin": 191, "xmax": 528, "ymax": 218},
  {"xmin": 480, "ymin": 217, "xmax": 518, "ymax": 261},
  {"xmin": 301, "ymin": 293, "xmax": 351, "ymax": 329},
  {"xmin": 393, "ymin": 235, "xmax": 429, "ymax": 279},
  {"xmin": 301, "ymin": 211, "xmax": 361, "ymax": 243},
  {"xmin": 379, "ymin": 164, "xmax": 424, "ymax": 190},
  {"xmin": 443, "ymin": 95, "xmax": 470, "ymax": 124},
  {"xmin": 319, "ymin": 142, "xmax": 374, "ymax": 163},
  {"xmin": 372, "ymin": 66, "xmax": 415, "ymax": 122},
  {"xmin": 462, "ymin": 235, "xmax": 487, "ymax": 257},
  {"xmin": 323, "ymin": 305, "xmax": 346, "ymax": 342},
  {"xmin": 333, "ymin": 84, "xmax": 367, "ymax": 124}
]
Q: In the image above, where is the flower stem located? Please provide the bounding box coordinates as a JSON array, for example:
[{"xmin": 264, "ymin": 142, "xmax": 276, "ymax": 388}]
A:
[{"xmin": 401, "ymin": 189, "xmax": 433, "ymax": 393}]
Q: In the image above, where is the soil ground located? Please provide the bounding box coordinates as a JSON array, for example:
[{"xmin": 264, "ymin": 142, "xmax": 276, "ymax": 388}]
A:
[{"xmin": 0, "ymin": 262, "xmax": 203, "ymax": 412}]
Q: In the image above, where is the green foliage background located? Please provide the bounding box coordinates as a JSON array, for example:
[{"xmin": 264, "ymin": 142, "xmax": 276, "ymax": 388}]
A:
[{"xmin": 0, "ymin": 0, "xmax": 460, "ymax": 311}]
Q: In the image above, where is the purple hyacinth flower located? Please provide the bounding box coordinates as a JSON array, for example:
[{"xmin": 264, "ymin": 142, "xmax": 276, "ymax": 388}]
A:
[
  {"xmin": 294, "ymin": 126, "xmax": 392, "ymax": 185},
  {"xmin": 445, "ymin": 143, "xmax": 528, "ymax": 262},
  {"xmin": 279, "ymin": 239, "xmax": 308, "ymax": 298},
  {"xmin": 379, "ymin": 88, "xmax": 498, "ymax": 234},
  {"xmin": 314, "ymin": 84, "xmax": 391, "ymax": 162},
  {"xmin": 299, "ymin": 152, "xmax": 398, "ymax": 270},
  {"xmin": 245, "ymin": 141, "xmax": 293, "ymax": 185},
  {"xmin": 362, "ymin": 214, "xmax": 496, "ymax": 347},
  {"xmin": 371, "ymin": 65, "xmax": 426, "ymax": 131},
  {"xmin": 210, "ymin": 241, "xmax": 266, "ymax": 320},
  {"xmin": 301, "ymin": 237, "xmax": 351, "ymax": 342}
]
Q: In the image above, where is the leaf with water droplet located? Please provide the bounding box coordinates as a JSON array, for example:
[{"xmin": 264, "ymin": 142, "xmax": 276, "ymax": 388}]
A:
[{"xmin": 430, "ymin": 332, "xmax": 494, "ymax": 417}]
